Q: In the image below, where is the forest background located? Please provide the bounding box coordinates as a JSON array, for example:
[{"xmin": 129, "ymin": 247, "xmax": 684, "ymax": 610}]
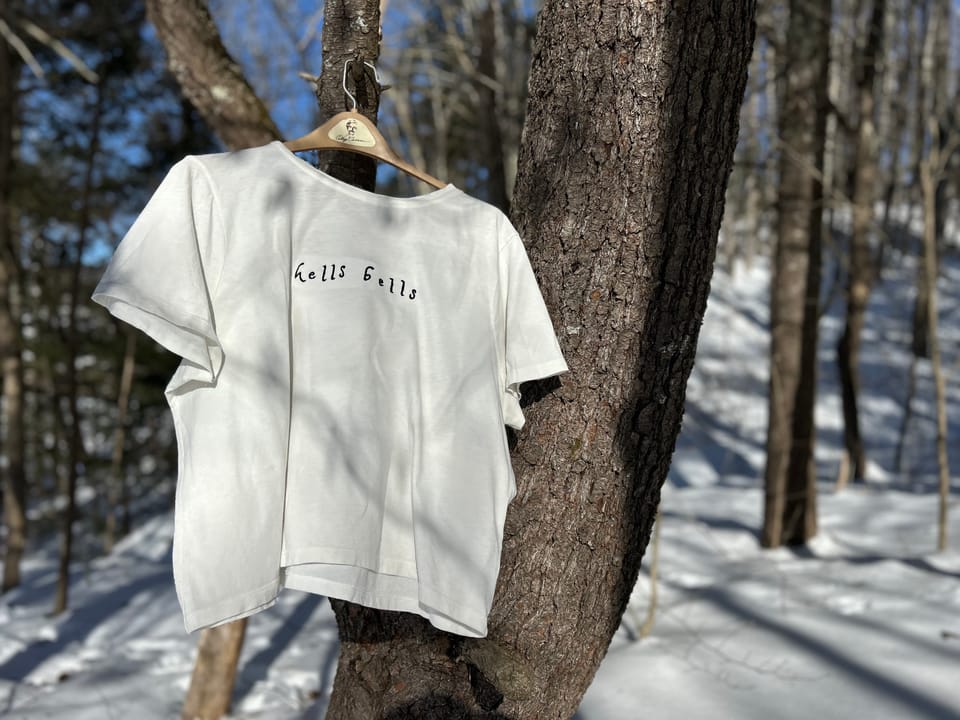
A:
[{"xmin": 0, "ymin": 0, "xmax": 958, "ymax": 718}]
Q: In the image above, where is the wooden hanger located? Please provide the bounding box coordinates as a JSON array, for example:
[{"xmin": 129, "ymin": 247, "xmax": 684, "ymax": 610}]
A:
[{"xmin": 284, "ymin": 60, "xmax": 446, "ymax": 190}]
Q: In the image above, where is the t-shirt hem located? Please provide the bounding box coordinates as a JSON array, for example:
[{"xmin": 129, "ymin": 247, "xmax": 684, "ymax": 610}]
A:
[
  {"xmin": 182, "ymin": 578, "xmax": 280, "ymax": 633},
  {"xmin": 282, "ymin": 546, "xmax": 418, "ymax": 579},
  {"xmin": 283, "ymin": 570, "xmax": 488, "ymax": 638}
]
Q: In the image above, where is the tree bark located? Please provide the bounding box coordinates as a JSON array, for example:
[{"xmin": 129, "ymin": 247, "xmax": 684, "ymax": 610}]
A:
[
  {"xmin": 0, "ymin": 39, "xmax": 27, "ymax": 594},
  {"xmin": 762, "ymin": 0, "xmax": 830, "ymax": 548},
  {"xmin": 181, "ymin": 618, "xmax": 248, "ymax": 720},
  {"xmin": 325, "ymin": 1, "xmax": 756, "ymax": 718},
  {"xmin": 836, "ymin": 0, "xmax": 885, "ymax": 484},
  {"xmin": 310, "ymin": 0, "xmax": 381, "ymax": 192},
  {"xmin": 145, "ymin": 0, "xmax": 281, "ymax": 151}
]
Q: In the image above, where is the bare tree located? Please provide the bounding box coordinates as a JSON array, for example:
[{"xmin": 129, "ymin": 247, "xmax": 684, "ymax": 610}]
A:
[
  {"xmin": 374, "ymin": 0, "xmax": 533, "ymax": 205},
  {"xmin": 0, "ymin": 38, "xmax": 27, "ymax": 595},
  {"xmin": 835, "ymin": 0, "xmax": 887, "ymax": 485},
  {"xmin": 895, "ymin": 0, "xmax": 952, "ymax": 475},
  {"xmin": 52, "ymin": 79, "xmax": 104, "ymax": 616},
  {"xmin": 918, "ymin": 120, "xmax": 956, "ymax": 552},
  {"xmin": 103, "ymin": 328, "xmax": 137, "ymax": 552},
  {"xmin": 762, "ymin": 0, "xmax": 830, "ymax": 548}
]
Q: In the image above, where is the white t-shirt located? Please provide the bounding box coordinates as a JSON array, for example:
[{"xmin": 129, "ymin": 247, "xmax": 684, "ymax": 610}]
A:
[{"xmin": 91, "ymin": 141, "xmax": 568, "ymax": 638}]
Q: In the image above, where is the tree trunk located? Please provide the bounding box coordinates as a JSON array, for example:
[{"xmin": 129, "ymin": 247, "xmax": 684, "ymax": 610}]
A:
[
  {"xmin": 476, "ymin": 0, "xmax": 510, "ymax": 213},
  {"xmin": 920, "ymin": 147, "xmax": 951, "ymax": 552},
  {"xmin": 104, "ymin": 328, "xmax": 137, "ymax": 553},
  {"xmin": 53, "ymin": 80, "xmax": 104, "ymax": 616},
  {"xmin": 145, "ymin": 0, "xmax": 281, "ymax": 151},
  {"xmin": 762, "ymin": 0, "xmax": 830, "ymax": 548},
  {"xmin": 181, "ymin": 619, "xmax": 248, "ymax": 720},
  {"xmin": 908, "ymin": 2, "xmax": 931, "ymax": 360},
  {"xmin": 836, "ymin": 0, "xmax": 885, "ymax": 484},
  {"xmin": 310, "ymin": 0, "xmax": 380, "ymax": 192},
  {"xmin": 0, "ymin": 42, "xmax": 27, "ymax": 594},
  {"xmin": 918, "ymin": 122, "xmax": 955, "ymax": 552},
  {"xmin": 325, "ymin": 1, "xmax": 756, "ymax": 718}
]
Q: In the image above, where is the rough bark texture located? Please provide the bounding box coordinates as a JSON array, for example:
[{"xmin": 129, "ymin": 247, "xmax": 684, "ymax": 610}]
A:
[
  {"xmin": 762, "ymin": 0, "xmax": 829, "ymax": 548},
  {"xmin": 1, "ymin": 41, "xmax": 27, "ymax": 594},
  {"xmin": 836, "ymin": 0, "xmax": 885, "ymax": 484},
  {"xmin": 145, "ymin": 0, "xmax": 281, "ymax": 151},
  {"xmin": 325, "ymin": 1, "xmax": 756, "ymax": 718}
]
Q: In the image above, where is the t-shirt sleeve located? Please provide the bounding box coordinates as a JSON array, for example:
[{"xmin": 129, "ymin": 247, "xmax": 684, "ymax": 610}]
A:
[
  {"xmin": 91, "ymin": 157, "xmax": 225, "ymax": 394},
  {"xmin": 498, "ymin": 219, "xmax": 568, "ymax": 430}
]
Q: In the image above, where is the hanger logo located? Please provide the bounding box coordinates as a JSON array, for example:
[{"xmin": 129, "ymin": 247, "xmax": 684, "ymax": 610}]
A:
[{"xmin": 327, "ymin": 117, "xmax": 376, "ymax": 148}]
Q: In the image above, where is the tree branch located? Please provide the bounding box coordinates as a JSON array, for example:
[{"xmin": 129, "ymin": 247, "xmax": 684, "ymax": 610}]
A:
[{"xmin": 145, "ymin": 0, "xmax": 281, "ymax": 151}]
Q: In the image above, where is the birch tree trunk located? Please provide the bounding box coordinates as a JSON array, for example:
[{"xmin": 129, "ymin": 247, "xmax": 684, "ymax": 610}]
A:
[{"xmin": 762, "ymin": 0, "xmax": 830, "ymax": 548}]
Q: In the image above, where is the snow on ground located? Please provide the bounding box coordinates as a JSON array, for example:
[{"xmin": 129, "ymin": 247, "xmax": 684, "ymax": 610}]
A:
[{"xmin": 1, "ymin": 250, "xmax": 958, "ymax": 719}]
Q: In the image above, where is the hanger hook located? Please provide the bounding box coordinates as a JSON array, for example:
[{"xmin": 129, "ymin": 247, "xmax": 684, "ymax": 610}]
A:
[
  {"xmin": 342, "ymin": 60, "xmax": 357, "ymax": 111},
  {"xmin": 342, "ymin": 58, "xmax": 384, "ymax": 112}
]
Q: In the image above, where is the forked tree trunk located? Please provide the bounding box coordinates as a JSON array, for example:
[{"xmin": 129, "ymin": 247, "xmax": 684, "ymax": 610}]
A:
[
  {"xmin": 150, "ymin": 0, "xmax": 754, "ymax": 716},
  {"xmin": 836, "ymin": 0, "xmax": 885, "ymax": 485},
  {"xmin": 762, "ymin": 0, "xmax": 830, "ymax": 548},
  {"xmin": 0, "ymin": 42, "xmax": 27, "ymax": 594},
  {"xmin": 325, "ymin": 1, "xmax": 756, "ymax": 718}
]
